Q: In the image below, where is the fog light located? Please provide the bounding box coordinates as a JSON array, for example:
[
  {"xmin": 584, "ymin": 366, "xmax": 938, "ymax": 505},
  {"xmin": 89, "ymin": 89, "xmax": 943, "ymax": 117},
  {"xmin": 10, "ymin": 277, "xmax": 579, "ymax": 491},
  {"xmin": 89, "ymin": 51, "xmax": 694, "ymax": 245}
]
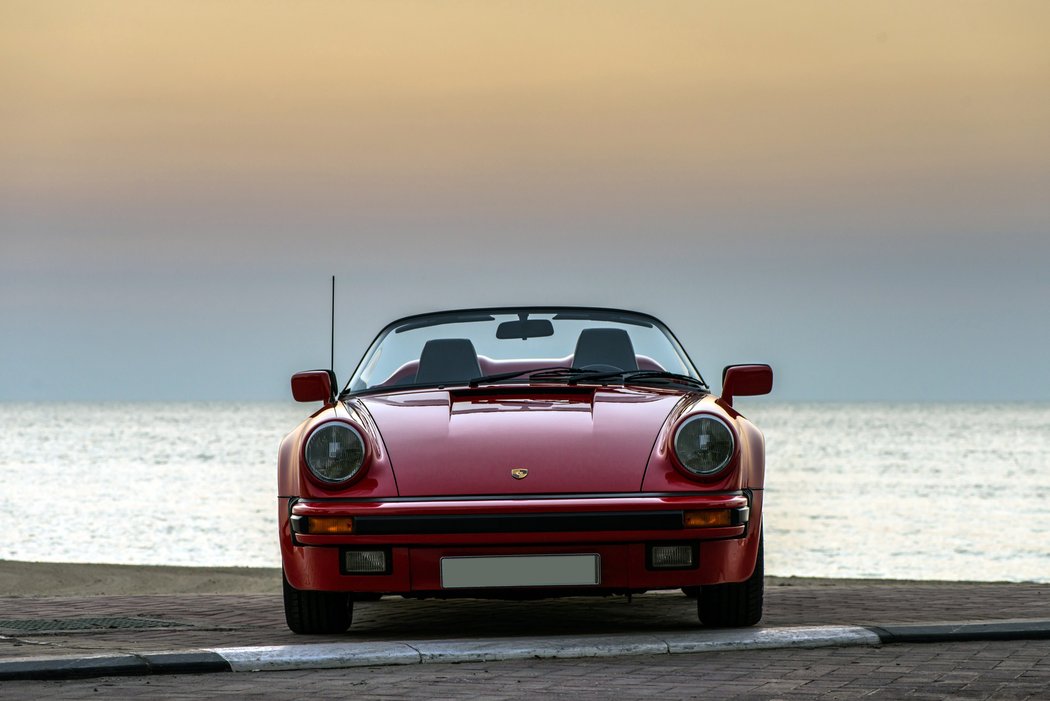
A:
[
  {"xmin": 650, "ymin": 544, "xmax": 695, "ymax": 569},
  {"xmin": 344, "ymin": 550, "xmax": 387, "ymax": 573},
  {"xmin": 306, "ymin": 516, "xmax": 354, "ymax": 534},
  {"xmin": 683, "ymin": 509, "xmax": 732, "ymax": 528}
]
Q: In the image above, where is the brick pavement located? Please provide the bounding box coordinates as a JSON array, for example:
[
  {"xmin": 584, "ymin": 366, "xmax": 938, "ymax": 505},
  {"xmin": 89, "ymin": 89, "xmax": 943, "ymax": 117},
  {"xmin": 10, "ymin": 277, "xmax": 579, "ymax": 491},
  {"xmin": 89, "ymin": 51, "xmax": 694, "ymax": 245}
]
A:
[
  {"xmin": 1, "ymin": 579, "xmax": 1048, "ymax": 698},
  {"xmin": 3, "ymin": 641, "xmax": 1049, "ymax": 699},
  {"xmin": 0, "ymin": 579, "xmax": 1047, "ymax": 659}
]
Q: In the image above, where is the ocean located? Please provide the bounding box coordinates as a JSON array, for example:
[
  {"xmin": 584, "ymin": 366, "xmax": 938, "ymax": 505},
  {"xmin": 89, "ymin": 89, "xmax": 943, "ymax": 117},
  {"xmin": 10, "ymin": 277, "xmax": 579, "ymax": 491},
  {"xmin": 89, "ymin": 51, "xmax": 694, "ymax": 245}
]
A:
[{"xmin": 1, "ymin": 401, "xmax": 1047, "ymax": 582}]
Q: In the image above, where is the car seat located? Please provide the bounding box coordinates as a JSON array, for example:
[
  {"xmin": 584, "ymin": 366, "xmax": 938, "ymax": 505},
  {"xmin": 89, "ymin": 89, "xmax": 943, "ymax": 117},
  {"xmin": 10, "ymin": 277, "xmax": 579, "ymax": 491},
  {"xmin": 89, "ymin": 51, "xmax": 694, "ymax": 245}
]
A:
[
  {"xmin": 572, "ymin": 328, "xmax": 639, "ymax": 371},
  {"xmin": 414, "ymin": 338, "xmax": 483, "ymax": 385}
]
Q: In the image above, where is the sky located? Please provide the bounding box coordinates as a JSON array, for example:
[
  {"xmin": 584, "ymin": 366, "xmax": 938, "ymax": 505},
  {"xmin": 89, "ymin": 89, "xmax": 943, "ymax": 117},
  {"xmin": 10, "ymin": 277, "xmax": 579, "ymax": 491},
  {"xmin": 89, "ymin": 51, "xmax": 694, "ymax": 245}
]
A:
[{"xmin": 1, "ymin": 1, "xmax": 1048, "ymax": 401}]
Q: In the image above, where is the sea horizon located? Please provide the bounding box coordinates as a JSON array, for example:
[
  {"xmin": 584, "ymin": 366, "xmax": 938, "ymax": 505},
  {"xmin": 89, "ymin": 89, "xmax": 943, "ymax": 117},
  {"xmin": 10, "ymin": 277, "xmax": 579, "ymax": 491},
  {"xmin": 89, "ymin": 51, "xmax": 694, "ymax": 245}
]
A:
[{"xmin": 2, "ymin": 400, "xmax": 1047, "ymax": 582}]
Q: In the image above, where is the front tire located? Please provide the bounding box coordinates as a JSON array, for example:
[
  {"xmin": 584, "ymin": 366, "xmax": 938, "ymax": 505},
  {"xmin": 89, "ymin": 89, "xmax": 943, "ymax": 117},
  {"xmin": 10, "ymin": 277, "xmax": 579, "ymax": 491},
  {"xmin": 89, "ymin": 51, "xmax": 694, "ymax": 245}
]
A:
[
  {"xmin": 697, "ymin": 533, "xmax": 764, "ymax": 627},
  {"xmin": 283, "ymin": 573, "xmax": 353, "ymax": 634}
]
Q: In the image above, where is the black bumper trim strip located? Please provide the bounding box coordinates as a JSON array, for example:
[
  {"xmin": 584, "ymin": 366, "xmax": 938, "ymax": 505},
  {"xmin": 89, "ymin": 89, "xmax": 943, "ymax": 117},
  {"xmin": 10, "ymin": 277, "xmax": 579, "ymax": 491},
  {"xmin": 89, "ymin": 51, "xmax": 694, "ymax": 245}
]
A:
[
  {"xmin": 285, "ymin": 490, "xmax": 749, "ymax": 503},
  {"xmin": 352, "ymin": 511, "xmax": 685, "ymax": 535}
]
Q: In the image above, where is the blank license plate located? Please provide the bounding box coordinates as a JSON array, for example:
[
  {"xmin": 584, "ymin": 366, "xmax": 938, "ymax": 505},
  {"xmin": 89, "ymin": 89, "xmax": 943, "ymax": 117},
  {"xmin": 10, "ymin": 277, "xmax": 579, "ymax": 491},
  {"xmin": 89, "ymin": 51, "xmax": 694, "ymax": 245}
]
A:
[{"xmin": 440, "ymin": 554, "xmax": 601, "ymax": 589}]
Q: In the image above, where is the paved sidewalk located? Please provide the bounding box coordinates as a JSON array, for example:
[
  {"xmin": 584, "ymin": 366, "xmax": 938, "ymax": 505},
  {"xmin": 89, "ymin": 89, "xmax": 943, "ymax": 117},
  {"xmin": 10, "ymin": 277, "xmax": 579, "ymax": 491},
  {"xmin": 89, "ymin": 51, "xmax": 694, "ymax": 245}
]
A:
[
  {"xmin": 5, "ymin": 640, "xmax": 1050, "ymax": 700},
  {"xmin": 1, "ymin": 579, "xmax": 1047, "ymax": 659},
  {"xmin": 1, "ymin": 580, "xmax": 1048, "ymax": 698}
]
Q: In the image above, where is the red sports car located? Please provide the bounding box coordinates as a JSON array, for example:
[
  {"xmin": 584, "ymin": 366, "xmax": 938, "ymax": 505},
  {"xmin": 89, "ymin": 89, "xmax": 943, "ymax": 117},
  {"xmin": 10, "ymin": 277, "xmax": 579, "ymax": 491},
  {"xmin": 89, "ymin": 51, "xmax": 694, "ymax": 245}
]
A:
[{"xmin": 279, "ymin": 307, "xmax": 772, "ymax": 633}]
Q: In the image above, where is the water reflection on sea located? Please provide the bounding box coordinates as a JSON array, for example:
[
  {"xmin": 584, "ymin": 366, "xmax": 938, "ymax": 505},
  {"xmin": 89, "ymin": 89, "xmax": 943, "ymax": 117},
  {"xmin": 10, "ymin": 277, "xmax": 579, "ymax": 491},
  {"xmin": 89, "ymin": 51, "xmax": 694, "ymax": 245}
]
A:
[
  {"xmin": 749, "ymin": 402, "xmax": 1050, "ymax": 582},
  {"xmin": 1, "ymin": 401, "xmax": 1047, "ymax": 582}
]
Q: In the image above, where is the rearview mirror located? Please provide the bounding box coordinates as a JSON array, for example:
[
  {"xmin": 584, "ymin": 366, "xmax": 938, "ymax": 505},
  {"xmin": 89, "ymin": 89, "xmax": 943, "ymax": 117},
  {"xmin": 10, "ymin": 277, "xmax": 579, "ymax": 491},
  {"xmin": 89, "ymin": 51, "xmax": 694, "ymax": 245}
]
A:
[
  {"xmin": 720, "ymin": 364, "xmax": 773, "ymax": 407},
  {"xmin": 291, "ymin": 370, "xmax": 336, "ymax": 403},
  {"xmin": 496, "ymin": 319, "xmax": 555, "ymax": 340}
]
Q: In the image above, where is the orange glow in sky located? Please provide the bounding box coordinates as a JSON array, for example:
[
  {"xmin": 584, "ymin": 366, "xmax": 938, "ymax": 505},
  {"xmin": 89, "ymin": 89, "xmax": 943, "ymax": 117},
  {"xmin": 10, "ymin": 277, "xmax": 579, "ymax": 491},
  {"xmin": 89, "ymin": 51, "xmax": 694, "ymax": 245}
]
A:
[
  {"xmin": 2, "ymin": 1, "xmax": 1049, "ymax": 400},
  {"xmin": 4, "ymin": 1, "xmax": 1048, "ymax": 198}
]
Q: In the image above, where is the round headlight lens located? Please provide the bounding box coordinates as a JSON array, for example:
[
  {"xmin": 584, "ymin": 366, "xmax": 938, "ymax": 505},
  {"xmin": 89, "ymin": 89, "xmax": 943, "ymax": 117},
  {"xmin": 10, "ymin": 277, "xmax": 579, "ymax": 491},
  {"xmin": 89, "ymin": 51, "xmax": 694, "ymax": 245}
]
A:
[
  {"xmin": 673, "ymin": 415, "xmax": 735, "ymax": 475},
  {"xmin": 304, "ymin": 422, "xmax": 366, "ymax": 484}
]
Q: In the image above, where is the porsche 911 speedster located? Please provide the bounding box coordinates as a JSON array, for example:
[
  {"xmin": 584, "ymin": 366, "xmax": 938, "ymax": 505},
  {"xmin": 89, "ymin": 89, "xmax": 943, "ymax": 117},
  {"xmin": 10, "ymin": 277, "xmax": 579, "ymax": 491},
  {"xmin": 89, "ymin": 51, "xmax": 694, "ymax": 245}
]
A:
[{"xmin": 279, "ymin": 307, "xmax": 772, "ymax": 633}]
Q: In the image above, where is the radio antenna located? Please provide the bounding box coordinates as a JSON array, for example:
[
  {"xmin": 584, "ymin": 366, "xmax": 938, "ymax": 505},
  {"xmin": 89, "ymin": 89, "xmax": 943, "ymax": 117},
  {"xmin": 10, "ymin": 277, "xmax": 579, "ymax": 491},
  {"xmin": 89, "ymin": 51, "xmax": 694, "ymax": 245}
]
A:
[{"xmin": 330, "ymin": 275, "xmax": 335, "ymax": 374}]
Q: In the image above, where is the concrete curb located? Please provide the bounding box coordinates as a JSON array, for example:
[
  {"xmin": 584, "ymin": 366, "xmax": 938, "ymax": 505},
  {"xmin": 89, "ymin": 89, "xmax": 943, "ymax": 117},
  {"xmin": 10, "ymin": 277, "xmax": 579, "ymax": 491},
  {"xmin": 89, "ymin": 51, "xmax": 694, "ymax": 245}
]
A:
[
  {"xmin": 869, "ymin": 619, "xmax": 1050, "ymax": 644},
  {"xmin": 0, "ymin": 651, "xmax": 230, "ymax": 681},
  {"xmin": 3, "ymin": 620, "xmax": 1049, "ymax": 681}
]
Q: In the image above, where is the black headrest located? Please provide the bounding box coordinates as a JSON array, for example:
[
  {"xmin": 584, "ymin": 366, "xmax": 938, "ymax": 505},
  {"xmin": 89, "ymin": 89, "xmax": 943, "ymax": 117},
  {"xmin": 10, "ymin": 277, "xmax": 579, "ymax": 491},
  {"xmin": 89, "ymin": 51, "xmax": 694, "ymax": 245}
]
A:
[
  {"xmin": 572, "ymin": 328, "xmax": 639, "ymax": 371},
  {"xmin": 414, "ymin": 339, "xmax": 482, "ymax": 385}
]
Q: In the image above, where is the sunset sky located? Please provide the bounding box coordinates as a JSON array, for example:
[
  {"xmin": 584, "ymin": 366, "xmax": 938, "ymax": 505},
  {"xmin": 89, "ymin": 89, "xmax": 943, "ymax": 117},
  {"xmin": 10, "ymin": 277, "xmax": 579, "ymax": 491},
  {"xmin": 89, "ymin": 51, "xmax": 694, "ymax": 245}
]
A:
[{"xmin": 2, "ymin": 1, "xmax": 1048, "ymax": 400}]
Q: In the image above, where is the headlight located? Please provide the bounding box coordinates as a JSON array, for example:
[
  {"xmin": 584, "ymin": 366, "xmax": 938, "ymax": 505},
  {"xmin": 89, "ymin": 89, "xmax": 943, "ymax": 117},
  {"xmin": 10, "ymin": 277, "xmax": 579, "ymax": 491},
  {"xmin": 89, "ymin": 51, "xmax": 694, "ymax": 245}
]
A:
[
  {"xmin": 673, "ymin": 415, "xmax": 734, "ymax": 476},
  {"xmin": 304, "ymin": 422, "xmax": 366, "ymax": 484}
]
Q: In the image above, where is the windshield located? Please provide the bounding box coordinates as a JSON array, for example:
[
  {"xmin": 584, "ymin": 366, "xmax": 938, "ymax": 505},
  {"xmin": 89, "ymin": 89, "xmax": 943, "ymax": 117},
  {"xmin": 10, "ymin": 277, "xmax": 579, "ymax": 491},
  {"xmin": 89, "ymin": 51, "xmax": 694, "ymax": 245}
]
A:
[{"xmin": 346, "ymin": 307, "xmax": 704, "ymax": 394}]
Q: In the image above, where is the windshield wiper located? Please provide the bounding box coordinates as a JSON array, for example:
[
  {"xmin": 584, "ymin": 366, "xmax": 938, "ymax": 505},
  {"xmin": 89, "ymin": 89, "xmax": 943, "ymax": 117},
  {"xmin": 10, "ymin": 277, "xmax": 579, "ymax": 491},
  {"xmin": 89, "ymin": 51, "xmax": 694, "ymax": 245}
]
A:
[
  {"xmin": 349, "ymin": 367, "xmax": 704, "ymax": 395},
  {"xmin": 566, "ymin": 369, "xmax": 708, "ymax": 390},
  {"xmin": 468, "ymin": 366, "xmax": 573, "ymax": 388},
  {"xmin": 468, "ymin": 366, "xmax": 615, "ymax": 388}
]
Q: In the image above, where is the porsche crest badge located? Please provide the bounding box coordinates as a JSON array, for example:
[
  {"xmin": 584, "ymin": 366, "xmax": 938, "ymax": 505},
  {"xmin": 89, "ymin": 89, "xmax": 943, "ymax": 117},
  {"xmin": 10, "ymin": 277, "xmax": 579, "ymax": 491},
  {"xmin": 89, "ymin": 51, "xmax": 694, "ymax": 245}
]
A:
[{"xmin": 511, "ymin": 468, "xmax": 529, "ymax": 480}]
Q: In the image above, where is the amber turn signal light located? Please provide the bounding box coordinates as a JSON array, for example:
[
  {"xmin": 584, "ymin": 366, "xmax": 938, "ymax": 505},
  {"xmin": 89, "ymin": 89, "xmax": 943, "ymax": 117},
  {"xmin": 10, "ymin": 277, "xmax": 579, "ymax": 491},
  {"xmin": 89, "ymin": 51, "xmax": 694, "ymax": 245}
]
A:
[
  {"xmin": 305, "ymin": 517, "xmax": 355, "ymax": 534},
  {"xmin": 683, "ymin": 510, "xmax": 732, "ymax": 528}
]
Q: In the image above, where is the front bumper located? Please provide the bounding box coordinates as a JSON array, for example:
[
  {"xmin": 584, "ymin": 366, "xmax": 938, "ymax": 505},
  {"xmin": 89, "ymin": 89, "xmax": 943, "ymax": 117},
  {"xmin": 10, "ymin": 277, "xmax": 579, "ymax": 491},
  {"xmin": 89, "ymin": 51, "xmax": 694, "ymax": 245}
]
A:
[{"xmin": 280, "ymin": 491, "xmax": 762, "ymax": 593}]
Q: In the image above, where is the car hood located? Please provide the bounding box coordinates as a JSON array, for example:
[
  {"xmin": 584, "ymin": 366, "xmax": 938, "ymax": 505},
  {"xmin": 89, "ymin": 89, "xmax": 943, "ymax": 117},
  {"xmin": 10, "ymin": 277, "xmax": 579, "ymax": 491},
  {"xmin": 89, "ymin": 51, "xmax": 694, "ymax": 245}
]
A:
[{"xmin": 357, "ymin": 386, "xmax": 688, "ymax": 497}]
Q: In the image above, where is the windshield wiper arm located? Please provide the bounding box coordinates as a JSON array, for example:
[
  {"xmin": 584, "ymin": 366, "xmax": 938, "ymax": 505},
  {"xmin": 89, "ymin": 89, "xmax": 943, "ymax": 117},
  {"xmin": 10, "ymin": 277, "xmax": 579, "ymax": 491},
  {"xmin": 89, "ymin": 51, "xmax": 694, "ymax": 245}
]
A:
[
  {"xmin": 468, "ymin": 366, "xmax": 577, "ymax": 388},
  {"xmin": 567, "ymin": 369, "xmax": 708, "ymax": 389},
  {"xmin": 629, "ymin": 371, "xmax": 708, "ymax": 389}
]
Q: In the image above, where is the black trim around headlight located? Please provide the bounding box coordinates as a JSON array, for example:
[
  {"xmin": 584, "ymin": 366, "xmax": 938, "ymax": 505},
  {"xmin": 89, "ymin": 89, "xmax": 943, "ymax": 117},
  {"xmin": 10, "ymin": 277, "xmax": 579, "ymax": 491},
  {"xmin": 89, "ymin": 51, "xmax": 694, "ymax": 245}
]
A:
[
  {"xmin": 303, "ymin": 421, "xmax": 367, "ymax": 485},
  {"xmin": 672, "ymin": 414, "xmax": 735, "ymax": 476}
]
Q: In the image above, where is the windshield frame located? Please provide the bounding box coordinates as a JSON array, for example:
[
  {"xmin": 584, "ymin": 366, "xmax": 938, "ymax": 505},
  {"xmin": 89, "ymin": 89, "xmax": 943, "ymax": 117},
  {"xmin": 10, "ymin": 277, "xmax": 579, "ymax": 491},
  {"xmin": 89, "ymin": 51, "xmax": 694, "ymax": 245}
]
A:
[{"xmin": 340, "ymin": 306, "xmax": 707, "ymax": 397}]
